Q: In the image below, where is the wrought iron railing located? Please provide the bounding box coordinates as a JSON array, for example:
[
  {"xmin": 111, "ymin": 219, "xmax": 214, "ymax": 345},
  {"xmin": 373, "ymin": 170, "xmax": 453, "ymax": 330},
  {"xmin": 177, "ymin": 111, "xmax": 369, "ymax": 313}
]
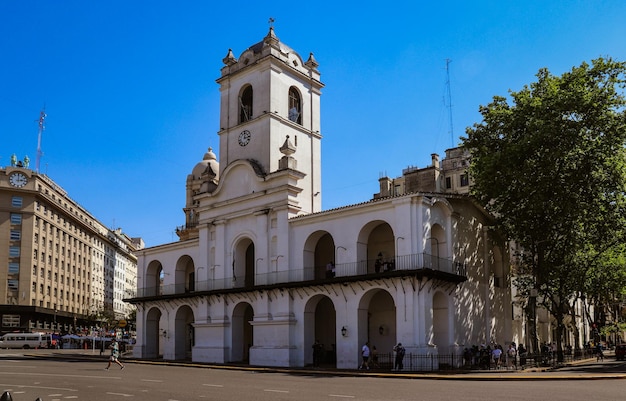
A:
[{"xmin": 134, "ymin": 252, "xmax": 466, "ymax": 298}]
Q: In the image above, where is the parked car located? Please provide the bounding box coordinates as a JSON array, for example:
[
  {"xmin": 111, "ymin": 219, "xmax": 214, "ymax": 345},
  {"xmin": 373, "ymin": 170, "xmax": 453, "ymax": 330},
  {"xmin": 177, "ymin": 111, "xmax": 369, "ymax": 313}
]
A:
[{"xmin": 615, "ymin": 344, "xmax": 626, "ymax": 361}]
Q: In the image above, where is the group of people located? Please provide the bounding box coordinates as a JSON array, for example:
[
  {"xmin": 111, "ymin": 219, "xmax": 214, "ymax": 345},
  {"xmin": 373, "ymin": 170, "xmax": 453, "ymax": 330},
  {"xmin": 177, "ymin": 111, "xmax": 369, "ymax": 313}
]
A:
[
  {"xmin": 374, "ymin": 254, "xmax": 395, "ymax": 273},
  {"xmin": 358, "ymin": 341, "xmax": 405, "ymax": 370},
  {"xmin": 463, "ymin": 342, "xmax": 524, "ymax": 370}
]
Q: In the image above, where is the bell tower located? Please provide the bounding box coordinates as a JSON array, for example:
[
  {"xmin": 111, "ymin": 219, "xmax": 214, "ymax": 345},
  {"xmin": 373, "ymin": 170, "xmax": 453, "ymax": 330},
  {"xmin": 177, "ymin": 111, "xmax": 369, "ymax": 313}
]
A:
[{"xmin": 216, "ymin": 28, "xmax": 324, "ymax": 213}]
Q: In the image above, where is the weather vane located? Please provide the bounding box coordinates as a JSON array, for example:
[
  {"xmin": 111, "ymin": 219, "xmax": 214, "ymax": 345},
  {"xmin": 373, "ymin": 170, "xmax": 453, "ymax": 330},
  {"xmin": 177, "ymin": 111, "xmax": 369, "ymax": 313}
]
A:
[{"xmin": 268, "ymin": 17, "xmax": 275, "ymax": 28}]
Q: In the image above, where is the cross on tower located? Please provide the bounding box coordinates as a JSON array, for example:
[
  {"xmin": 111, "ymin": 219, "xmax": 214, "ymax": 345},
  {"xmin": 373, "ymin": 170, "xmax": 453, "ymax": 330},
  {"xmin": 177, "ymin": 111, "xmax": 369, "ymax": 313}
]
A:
[{"xmin": 268, "ymin": 17, "xmax": 275, "ymax": 28}]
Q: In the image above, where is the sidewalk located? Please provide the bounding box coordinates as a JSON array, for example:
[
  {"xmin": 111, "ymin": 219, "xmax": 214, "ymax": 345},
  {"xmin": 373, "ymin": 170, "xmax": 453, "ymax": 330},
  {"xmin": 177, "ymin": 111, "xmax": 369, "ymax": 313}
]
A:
[{"xmin": 21, "ymin": 349, "xmax": 626, "ymax": 381}]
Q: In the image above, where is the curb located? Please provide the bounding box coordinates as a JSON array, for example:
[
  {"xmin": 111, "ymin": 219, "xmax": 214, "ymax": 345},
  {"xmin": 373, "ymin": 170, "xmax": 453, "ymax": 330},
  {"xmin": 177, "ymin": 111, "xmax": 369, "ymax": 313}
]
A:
[{"xmin": 22, "ymin": 353, "xmax": 626, "ymax": 381}]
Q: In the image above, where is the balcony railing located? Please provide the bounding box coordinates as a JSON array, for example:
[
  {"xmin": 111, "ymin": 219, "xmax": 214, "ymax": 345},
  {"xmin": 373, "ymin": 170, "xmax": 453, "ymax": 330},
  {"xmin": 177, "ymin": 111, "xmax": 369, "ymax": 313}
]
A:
[{"xmin": 133, "ymin": 252, "xmax": 466, "ymax": 299}]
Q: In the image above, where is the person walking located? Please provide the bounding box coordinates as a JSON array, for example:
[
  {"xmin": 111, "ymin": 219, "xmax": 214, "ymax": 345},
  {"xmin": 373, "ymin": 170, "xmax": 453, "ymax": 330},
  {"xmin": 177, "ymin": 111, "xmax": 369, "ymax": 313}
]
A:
[
  {"xmin": 359, "ymin": 342, "xmax": 370, "ymax": 370},
  {"xmin": 393, "ymin": 342, "xmax": 405, "ymax": 371},
  {"xmin": 105, "ymin": 339, "xmax": 125, "ymax": 370}
]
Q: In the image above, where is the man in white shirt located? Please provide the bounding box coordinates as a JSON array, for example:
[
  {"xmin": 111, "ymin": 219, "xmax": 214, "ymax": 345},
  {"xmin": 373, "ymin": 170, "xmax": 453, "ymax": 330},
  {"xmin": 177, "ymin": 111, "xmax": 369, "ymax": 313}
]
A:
[{"xmin": 359, "ymin": 342, "xmax": 370, "ymax": 370}]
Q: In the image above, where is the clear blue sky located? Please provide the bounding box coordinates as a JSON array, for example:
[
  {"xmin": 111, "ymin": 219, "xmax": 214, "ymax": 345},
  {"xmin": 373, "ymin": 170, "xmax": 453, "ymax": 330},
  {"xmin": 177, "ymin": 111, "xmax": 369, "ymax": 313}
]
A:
[{"xmin": 2, "ymin": 1, "xmax": 625, "ymax": 247}]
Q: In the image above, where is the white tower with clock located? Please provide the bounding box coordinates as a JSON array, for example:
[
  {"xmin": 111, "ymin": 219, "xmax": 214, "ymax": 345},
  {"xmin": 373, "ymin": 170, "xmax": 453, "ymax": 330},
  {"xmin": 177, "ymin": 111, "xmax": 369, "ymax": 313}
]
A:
[{"xmin": 216, "ymin": 27, "xmax": 324, "ymax": 215}]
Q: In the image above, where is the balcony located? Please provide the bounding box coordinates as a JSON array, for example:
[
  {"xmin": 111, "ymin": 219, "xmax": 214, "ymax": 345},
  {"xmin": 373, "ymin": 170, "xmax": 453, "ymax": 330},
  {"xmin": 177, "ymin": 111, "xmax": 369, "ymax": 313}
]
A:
[{"xmin": 131, "ymin": 252, "xmax": 467, "ymax": 300}]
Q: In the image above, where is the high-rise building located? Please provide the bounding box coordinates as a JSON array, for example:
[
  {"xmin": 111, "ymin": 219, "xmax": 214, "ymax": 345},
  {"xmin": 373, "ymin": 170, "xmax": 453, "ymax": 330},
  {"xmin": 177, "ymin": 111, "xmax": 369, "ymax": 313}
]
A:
[{"xmin": 0, "ymin": 158, "xmax": 141, "ymax": 333}]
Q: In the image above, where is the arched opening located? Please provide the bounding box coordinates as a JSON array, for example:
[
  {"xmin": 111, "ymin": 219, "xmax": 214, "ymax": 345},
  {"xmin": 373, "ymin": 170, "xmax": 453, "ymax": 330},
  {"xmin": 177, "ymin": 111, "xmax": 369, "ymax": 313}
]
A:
[
  {"xmin": 432, "ymin": 291, "xmax": 451, "ymax": 353},
  {"xmin": 288, "ymin": 86, "xmax": 302, "ymax": 124},
  {"xmin": 239, "ymin": 85, "xmax": 253, "ymax": 123},
  {"xmin": 315, "ymin": 233, "xmax": 334, "ymax": 280},
  {"xmin": 358, "ymin": 221, "xmax": 395, "ymax": 274},
  {"xmin": 174, "ymin": 305, "xmax": 195, "ymax": 360},
  {"xmin": 145, "ymin": 260, "xmax": 163, "ymax": 297},
  {"xmin": 175, "ymin": 255, "xmax": 195, "ymax": 293},
  {"xmin": 304, "ymin": 295, "xmax": 337, "ymax": 367},
  {"xmin": 231, "ymin": 302, "xmax": 254, "ymax": 363},
  {"xmin": 427, "ymin": 224, "xmax": 446, "ymax": 270},
  {"xmin": 145, "ymin": 307, "xmax": 162, "ymax": 359},
  {"xmin": 357, "ymin": 289, "xmax": 396, "ymax": 366},
  {"xmin": 303, "ymin": 231, "xmax": 334, "ymax": 281},
  {"xmin": 233, "ymin": 238, "xmax": 255, "ymax": 289}
]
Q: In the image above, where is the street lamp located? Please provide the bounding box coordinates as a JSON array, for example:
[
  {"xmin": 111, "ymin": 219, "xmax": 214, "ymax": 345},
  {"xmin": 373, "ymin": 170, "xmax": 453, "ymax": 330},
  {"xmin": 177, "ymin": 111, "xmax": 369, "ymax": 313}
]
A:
[{"xmin": 395, "ymin": 237, "xmax": 404, "ymax": 269}]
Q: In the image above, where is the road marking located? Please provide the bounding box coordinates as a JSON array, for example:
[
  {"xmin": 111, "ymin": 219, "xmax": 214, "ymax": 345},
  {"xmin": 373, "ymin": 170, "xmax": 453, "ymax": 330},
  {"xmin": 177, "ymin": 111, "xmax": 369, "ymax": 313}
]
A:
[
  {"xmin": 202, "ymin": 384, "xmax": 224, "ymax": 387},
  {"xmin": 141, "ymin": 379, "xmax": 163, "ymax": 382},
  {"xmin": 264, "ymin": 389, "xmax": 289, "ymax": 393},
  {"xmin": 106, "ymin": 392, "xmax": 134, "ymax": 397},
  {"xmin": 0, "ymin": 371, "xmax": 121, "ymax": 380},
  {"xmin": 329, "ymin": 395, "xmax": 355, "ymax": 398}
]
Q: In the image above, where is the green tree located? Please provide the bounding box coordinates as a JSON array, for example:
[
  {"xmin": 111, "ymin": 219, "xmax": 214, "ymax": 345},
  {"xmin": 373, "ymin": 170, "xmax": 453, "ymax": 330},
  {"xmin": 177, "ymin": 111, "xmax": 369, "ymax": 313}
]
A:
[{"xmin": 462, "ymin": 57, "xmax": 626, "ymax": 359}]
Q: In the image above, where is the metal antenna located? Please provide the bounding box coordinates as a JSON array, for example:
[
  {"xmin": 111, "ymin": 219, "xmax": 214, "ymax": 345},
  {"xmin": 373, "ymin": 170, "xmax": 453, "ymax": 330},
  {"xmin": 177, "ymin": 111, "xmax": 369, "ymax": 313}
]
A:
[
  {"xmin": 445, "ymin": 59, "xmax": 454, "ymax": 148},
  {"xmin": 35, "ymin": 107, "xmax": 47, "ymax": 173}
]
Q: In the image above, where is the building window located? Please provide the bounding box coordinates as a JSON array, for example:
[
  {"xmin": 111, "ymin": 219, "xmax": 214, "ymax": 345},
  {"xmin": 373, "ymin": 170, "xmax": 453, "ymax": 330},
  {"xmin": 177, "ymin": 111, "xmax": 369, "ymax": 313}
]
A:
[
  {"xmin": 8, "ymin": 263, "xmax": 19, "ymax": 274},
  {"xmin": 10, "ymin": 213, "xmax": 22, "ymax": 224},
  {"xmin": 460, "ymin": 173, "xmax": 469, "ymax": 187},
  {"xmin": 239, "ymin": 85, "xmax": 253, "ymax": 123},
  {"xmin": 8, "ymin": 280, "xmax": 19, "ymax": 291},
  {"xmin": 288, "ymin": 87, "xmax": 302, "ymax": 124},
  {"xmin": 11, "ymin": 196, "xmax": 23, "ymax": 207},
  {"xmin": 9, "ymin": 246, "xmax": 20, "ymax": 257},
  {"xmin": 445, "ymin": 177, "xmax": 452, "ymax": 189},
  {"xmin": 2, "ymin": 314, "xmax": 20, "ymax": 328},
  {"xmin": 10, "ymin": 230, "xmax": 21, "ymax": 241}
]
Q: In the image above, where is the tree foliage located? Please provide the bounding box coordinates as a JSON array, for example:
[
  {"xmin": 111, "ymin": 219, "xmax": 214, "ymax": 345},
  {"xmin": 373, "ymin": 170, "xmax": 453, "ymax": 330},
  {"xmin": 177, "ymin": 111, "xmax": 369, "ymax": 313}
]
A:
[{"xmin": 462, "ymin": 57, "xmax": 626, "ymax": 350}]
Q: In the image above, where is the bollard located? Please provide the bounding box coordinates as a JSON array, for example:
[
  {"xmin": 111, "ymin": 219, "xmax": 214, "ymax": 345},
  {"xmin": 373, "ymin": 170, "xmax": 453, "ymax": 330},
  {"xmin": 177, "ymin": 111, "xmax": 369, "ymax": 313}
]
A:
[{"xmin": 0, "ymin": 391, "xmax": 13, "ymax": 401}]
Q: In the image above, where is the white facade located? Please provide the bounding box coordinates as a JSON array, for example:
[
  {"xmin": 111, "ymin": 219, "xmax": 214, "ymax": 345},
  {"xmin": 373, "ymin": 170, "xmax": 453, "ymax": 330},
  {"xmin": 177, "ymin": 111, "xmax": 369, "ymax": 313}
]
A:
[{"xmin": 131, "ymin": 29, "xmax": 512, "ymax": 368}]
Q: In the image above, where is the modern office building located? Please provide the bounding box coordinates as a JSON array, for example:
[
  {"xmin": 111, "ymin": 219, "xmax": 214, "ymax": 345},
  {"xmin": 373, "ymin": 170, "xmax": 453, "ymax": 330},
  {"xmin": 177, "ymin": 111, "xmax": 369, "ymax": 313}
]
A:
[
  {"xmin": 0, "ymin": 159, "xmax": 140, "ymax": 333},
  {"xmin": 129, "ymin": 28, "xmax": 512, "ymax": 369}
]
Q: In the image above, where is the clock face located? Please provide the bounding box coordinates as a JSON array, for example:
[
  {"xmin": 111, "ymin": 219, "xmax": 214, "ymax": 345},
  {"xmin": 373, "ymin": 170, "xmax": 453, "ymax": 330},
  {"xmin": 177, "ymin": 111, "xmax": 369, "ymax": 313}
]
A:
[
  {"xmin": 238, "ymin": 130, "xmax": 251, "ymax": 146},
  {"xmin": 9, "ymin": 172, "xmax": 28, "ymax": 188}
]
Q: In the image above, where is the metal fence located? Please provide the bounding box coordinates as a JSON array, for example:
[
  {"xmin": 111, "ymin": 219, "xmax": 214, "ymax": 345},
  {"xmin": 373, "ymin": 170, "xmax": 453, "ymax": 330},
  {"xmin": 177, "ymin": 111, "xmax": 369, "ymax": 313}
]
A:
[
  {"xmin": 135, "ymin": 252, "xmax": 467, "ymax": 298},
  {"xmin": 366, "ymin": 349, "xmax": 598, "ymax": 372}
]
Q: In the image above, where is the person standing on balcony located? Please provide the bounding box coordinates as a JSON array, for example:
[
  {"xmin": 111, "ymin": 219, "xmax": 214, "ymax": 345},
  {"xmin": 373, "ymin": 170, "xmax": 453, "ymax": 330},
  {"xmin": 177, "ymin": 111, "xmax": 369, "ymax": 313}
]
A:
[{"xmin": 326, "ymin": 261, "xmax": 335, "ymax": 278}]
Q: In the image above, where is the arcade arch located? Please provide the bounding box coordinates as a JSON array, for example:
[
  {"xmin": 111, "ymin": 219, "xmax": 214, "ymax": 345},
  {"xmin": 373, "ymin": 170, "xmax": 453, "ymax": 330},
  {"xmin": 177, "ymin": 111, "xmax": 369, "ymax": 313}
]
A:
[
  {"xmin": 358, "ymin": 289, "xmax": 397, "ymax": 354},
  {"xmin": 303, "ymin": 294, "xmax": 337, "ymax": 367},
  {"xmin": 231, "ymin": 302, "xmax": 254, "ymax": 363},
  {"xmin": 144, "ymin": 307, "xmax": 163, "ymax": 359},
  {"xmin": 174, "ymin": 305, "xmax": 195, "ymax": 360}
]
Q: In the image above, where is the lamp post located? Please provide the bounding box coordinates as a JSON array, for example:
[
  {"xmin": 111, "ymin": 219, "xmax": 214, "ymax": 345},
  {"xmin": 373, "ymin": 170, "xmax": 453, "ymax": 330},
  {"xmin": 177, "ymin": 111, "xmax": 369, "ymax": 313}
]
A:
[
  {"xmin": 395, "ymin": 237, "xmax": 404, "ymax": 269},
  {"xmin": 335, "ymin": 246, "xmax": 346, "ymax": 264}
]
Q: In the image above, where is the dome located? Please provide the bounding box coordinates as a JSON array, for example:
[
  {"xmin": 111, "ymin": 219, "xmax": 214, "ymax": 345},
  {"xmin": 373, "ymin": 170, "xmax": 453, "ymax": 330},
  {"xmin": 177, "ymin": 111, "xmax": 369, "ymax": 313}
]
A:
[{"xmin": 192, "ymin": 147, "xmax": 219, "ymax": 180}]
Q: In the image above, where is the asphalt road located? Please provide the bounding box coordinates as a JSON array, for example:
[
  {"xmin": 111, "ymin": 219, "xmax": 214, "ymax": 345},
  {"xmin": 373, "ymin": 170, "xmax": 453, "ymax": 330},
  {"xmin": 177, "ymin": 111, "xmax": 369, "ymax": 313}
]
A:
[{"xmin": 1, "ymin": 351, "xmax": 626, "ymax": 401}]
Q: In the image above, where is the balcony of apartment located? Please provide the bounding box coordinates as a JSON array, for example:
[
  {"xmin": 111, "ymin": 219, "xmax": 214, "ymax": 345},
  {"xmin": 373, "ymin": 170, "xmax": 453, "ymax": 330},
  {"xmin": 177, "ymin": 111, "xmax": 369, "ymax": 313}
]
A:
[{"xmin": 132, "ymin": 252, "xmax": 467, "ymax": 300}]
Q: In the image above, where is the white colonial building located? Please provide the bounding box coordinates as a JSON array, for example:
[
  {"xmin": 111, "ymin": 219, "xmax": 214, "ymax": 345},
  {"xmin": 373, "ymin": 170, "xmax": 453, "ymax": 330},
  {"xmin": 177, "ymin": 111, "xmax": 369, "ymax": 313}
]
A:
[{"xmin": 130, "ymin": 28, "xmax": 512, "ymax": 369}]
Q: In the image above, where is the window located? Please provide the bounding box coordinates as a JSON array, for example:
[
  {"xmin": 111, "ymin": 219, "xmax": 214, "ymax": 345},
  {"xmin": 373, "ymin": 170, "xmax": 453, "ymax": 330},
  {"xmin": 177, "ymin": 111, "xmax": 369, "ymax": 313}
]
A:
[
  {"xmin": 10, "ymin": 230, "xmax": 21, "ymax": 240},
  {"xmin": 288, "ymin": 87, "xmax": 302, "ymax": 124},
  {"xmin": 9, "ymin": 246, "xmax": 20, "ymax": 257},
  {"xmin": 8, "ymin": 263, "xmax": 19, "ymax": 274},
  {"xmin": 8, "ymin": 279, "xmax": 18, "ymax": 291},
  {"xmin": 2, "ymin": 314, "xmax": 20, "ymax": 328},
  {"xmin": 445, "ymin": 177, "xmax": 452, "ymax": 189},
  {"xmin": 239, "ymin": 85, "xmax": 253, "ymax": 123},
  {"xmin": 460, "ymin": 173, "xmax": 469, "ymax": 187},
  {"xmin": 10, "ymin": 213, "xmax": 22, "ymax": 224},
  {"xmin": 11, "ymin": 196, "xmax": 23, "ymax": 207}
]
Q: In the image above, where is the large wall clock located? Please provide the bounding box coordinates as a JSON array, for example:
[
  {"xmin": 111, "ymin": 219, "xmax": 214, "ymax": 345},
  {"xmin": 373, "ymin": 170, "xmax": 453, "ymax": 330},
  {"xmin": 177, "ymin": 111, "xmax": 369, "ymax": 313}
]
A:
[
  {"xmin": 238, "ymin": 130, "xmax": 251, "ymax": 146},
  {"xmin": 9, "ymin": 172, "xmax": 28, "ymax": 187}
]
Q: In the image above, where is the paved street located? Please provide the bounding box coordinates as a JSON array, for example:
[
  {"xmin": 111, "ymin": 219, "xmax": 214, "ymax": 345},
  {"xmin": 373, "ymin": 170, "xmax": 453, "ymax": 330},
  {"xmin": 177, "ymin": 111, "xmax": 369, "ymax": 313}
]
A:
[{"xmin": 1, "ymin": 350, "xmax": 626, "ymax": 400}]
